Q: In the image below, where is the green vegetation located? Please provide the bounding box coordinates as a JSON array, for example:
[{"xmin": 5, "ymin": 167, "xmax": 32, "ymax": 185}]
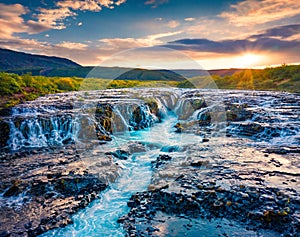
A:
[
  {"xmin": 212, "ymin": 64, "xmax": 300, "ymax": 92},
  {"xmin": 0, "ymin": 73, "xmax": 82, "ymax": 109},
  {"xmin": 0, "ymin": 64, "xmax": 299, "ymax": 111}
]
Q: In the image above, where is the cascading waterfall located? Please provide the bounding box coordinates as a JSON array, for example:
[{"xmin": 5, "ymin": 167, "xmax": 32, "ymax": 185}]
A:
[
  {"xmin": 41, "ymin": 101, "xmax": 203, "ymax": 237},
  {"xmin": 6, "ymin": 89, "xmax": 182, "ymax": 151},
  {"xmin": 5, "ymin": 89, "xmax": 300, "ymax": 151}
]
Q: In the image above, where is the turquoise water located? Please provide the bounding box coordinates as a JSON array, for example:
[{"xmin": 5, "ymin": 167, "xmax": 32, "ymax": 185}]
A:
[{"xmin": 42, "ymin": 112, "xmax": 201, "ymax": 237}]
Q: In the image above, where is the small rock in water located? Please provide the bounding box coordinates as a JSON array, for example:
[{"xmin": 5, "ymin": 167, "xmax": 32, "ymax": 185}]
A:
[
  {"xmin": 190, "ymin": 160, "xmax": 209, "ymax": 167},
  {"xmin": 160, "ymin": 145, "xmax": 181, "ymax": 152},
  {"xmin": 174, "ymin": 123, "xmax": 183, "ymax": 133},
  {"xmin": 202, "ymin": 138, "xmax": 209, "ymax": 142},
  {"xmin": 105, "ymin": 149, "xmax": 129, "ymax": 160}
]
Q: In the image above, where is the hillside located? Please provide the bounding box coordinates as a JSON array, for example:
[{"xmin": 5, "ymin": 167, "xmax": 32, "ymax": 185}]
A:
[
  {"xmin": 174, "ymin": 68, "xmax": 245, "ymax": 78},
  {"xmin": 0, "ymin": 48, "xmax": 246, "ymax": 78},
  {"xmin": 0, "ymin": 48, "xmax": 80, "ymax": 71},
  {"xmin": 116, "ymin": 68, "xmax": 186, "ymax": 81}
]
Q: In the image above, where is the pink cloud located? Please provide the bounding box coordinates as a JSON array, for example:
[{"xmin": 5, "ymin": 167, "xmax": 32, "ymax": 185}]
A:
[
  {"xmin": 0, "ymin": 3, "xmax": 50, "ymax": 39},
  {"xmin": 220, "ymin": 0, "xmax": 300, "ymax": 26}
]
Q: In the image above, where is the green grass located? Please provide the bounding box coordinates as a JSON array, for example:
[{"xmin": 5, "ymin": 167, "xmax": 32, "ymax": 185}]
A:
[
  {"xmin": 0, "ymin": 64, "xmax": 299, "ymax": 111},
  {"xmin": 0, "ymin": 73, "xmax": 83, "ymax": 110},
  {"xmin": 212, "ymin": 64, "xmax": 300, "ymax": 93}
]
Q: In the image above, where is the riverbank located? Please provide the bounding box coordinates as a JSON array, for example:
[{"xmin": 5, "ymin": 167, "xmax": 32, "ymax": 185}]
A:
[{"xmin": 1, "ymin": 64, "xmax": 299, "ymax": 114}]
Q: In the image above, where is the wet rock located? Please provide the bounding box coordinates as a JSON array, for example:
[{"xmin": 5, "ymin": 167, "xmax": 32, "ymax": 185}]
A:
[
  {"xmin": 0, "ymin": 119, "xmax": 10, "ymax": 150},
  {"xmin": 105, "ymin": 149, "xmax": 129, "ymax": 160},
  {"xmin": 53, "ymin": 175, "xmax": 106, "ymax": 196},
  {"xmin": 3, "ymin": 180, "xmax": 22, "ymax": 197},
  {"xmin": 95, "ymin": 103, "xmax": 113, "ymax": 141},
  {"xmin": 0, "ymin": 146, "xmax": 109, "ymax": 236},
  {"xmin": 190, "ymin": 160, "xmax": 209, "ymax": 167},
  {"xmin": 130, "ymin": 102, "xmax": 157, "ymax": 130},
  {"xmin": 226, "ymin": 104, "xmax": 252, "ymax": 122},
  {"xmin": 198, "ymin": 110, "xmax": 211, "ymax": 126},
  {"xmin": 152, "ymin": 154, "xmax": 172, "ymax": 169},
  {"xmin": 160, "ymin": 145, "xmax": 181, "ymax": 152},
  {"xmin": 145, "ymin": 98, "xmax": 161, "ymax": 120},
  {"xmin": 174, "ymin": 123, "xmax": 183, "ymax": 133},
  {"xmin": 128, "ymin": 142, "xmax": 147, "ymax": 153},
  {"xmin": 0, "ymin": 230, "xmax": 10, "ymax": 237}
]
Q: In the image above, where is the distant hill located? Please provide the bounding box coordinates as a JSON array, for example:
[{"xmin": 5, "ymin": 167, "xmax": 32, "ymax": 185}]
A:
[
  {"xmin": 0, "ymin": 48, "xmax": 250, "ymax": 79},
  {"xmin": 174, "ymin": 69, "xmax": 246, "ymax": 78},
  {"xmin": 0, "ymin": 48, "xmax": 80, "ymax": 72},
  {"xmin": 116, "ymin": 68, "xmax": 187, "ymax": 81}
]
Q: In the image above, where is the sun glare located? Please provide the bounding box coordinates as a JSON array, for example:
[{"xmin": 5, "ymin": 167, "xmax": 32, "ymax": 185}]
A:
[{"xmin": 235, "ymin": 53, "xmax": 264, "ymax": 68}]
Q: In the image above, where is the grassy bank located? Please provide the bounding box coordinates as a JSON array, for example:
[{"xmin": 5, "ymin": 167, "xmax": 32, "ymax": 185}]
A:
[
  {"xmin": 0, "ymin": 64, "xmax": 299, "ymax": 112},
  {"xmin": 0, "ymin": 73, "xmax": 180, "ymax": 111},
  {"xmin": 213, "ymin": 64, "xmax": 300, "ymax": 92},
  {"xmin": 0, "ymin": 73, "xmax": 83, "ymax": 109}
]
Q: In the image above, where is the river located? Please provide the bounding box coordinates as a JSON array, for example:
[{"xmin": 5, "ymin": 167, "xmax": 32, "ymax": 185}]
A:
[{"xmin": 0, "ymin": 88, "xmax": 299, "ymax": 236}]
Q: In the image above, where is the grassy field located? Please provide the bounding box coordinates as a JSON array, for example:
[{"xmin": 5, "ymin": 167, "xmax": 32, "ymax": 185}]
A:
[{"xmin": 0, "ymin": 64, "xmax": 299, "ymax": 112}]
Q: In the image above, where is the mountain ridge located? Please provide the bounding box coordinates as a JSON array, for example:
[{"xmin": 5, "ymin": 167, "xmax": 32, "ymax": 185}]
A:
[
  {"xmin": 0, "ymin": 48, "xmax": 254, "ymax": 79},
  {"xmin": 0, "ymin": 48, "xmax": 80, "ymax": 71}
]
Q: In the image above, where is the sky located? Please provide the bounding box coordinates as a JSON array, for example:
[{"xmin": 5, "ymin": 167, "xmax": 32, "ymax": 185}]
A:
[{"xmin": 0, "ymin": 0, "xmax": 300, "ymax": 69}]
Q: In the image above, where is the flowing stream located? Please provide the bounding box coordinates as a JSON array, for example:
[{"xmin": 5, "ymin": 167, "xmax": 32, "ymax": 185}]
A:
[{"xmin": 43, "ymin": 111, "xmax": 202, "ymax": 237}]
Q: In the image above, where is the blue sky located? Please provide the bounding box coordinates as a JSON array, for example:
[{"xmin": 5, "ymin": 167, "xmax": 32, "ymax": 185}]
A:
[{"xmin": 0, "ymin": 0, "xmax": 299, "ymax": 69}]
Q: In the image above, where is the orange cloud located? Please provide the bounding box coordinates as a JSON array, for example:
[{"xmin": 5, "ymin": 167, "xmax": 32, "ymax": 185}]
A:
[
  {"xmin": 36, "ymin": 0, "xmax": 127, "ymax": 29},
  {"xmin": 184, "ymin": 18, "xmax": 196, "ymax": 22},
  {"xmin": 56, "ymin": 41, "xmax": 89, "ymax": 50},
  {"xmin": 99, "ymin": 31, "xmax": 182, "ymax": 50},
  {"xmin": 220, "ymin": 0, "xmax": 300, "ymax": 26},
  {"xmin": 0, "ymin": 3, "xmax": 51, "ymax": 38},
  {"xmin": 166, "ymin": 20, "xmax": 180, "ymax": 28}
]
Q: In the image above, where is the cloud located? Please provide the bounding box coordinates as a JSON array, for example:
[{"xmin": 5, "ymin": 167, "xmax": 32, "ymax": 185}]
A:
[
  {"xmin": 250, "ymin": 24, "xmax": 300, "ymax": 39},
  {"xmin": 0, "ymin": 3, "xmax": 51, "ymax": 38},
  {"xmin": 184, "ymin": 18, "xmax": 195, "ymax": 22},
  {"xmin": 220, "ymin": 0, "xmax": 300, "ymax": 26},
  {"xmin": 0, "ymin": 38, "xmax": 50, "ymax": 52},
  {"xmin": 0, "ymin": 3, "xmax": 28, "ymax": 39},
  {"xmin": 166, "ymin": 20, "xmax": 180, "ymax": 28},
  {"xmin": 145, "ymin": 0, "xmax": 168, "ymax": 8},
  {"xmin": 26, "ymin": 20, "xmax": 52, "ymax": 34},
  {"xmin": 55, "ymin": 41, "xmax": 88, "ymax": 50},
  {"xmin": 166, "ymin": 37, "xmax": 300, "ymax": 54},
  {"xmin": 99, "ymin": 31, "xmax": 182, "ymax": 50},
  {"xmin": 35, "ymin": 7, "xmax": 76, "ymax": 30},
  {"xmin": 35, "ymin": 0, "xmax": 127, "ymax": 29},
  {"xmin": 115, "ymin": 0, "xmax": 127, "ymax": 6}
]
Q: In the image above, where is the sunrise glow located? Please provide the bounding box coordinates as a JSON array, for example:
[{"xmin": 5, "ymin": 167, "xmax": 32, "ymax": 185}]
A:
[{"xmin": 234, "ymin": 53, "xmax": 265, "ymax": 68}]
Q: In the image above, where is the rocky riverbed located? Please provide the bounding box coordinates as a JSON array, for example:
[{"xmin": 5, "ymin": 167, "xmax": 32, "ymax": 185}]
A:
[
  {"xmin": 0, "ymin": 88, "xmax": 299, "ymax": 236},
  {"xmin": 119, "ymin": 138, "xmax": 300, "ymax": 236}
]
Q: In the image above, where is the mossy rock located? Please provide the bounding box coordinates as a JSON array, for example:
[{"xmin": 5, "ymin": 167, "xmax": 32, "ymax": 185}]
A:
[
  {"xmin": 95, "ymin": 103, "xmax": 114, "ymax": 140},
  {"xmin": 145, "ymin": 98, "xmax": 159, "ymax": 116}
]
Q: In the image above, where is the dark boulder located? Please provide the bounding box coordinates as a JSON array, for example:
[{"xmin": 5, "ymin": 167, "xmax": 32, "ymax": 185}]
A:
[{"xmin": 0, "ymin": 119, "xmax": 10, "ymax": 149}]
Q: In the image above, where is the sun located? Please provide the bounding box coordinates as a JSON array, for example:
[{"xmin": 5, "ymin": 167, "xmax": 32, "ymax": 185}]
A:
[{"xmin": 235, "ymin": 53, "xmax": 263, "ymax": 68}]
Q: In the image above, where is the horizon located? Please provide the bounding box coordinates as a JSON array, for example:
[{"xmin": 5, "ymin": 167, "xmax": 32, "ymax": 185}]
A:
[
  {"xmin": 2, "ymin": 47, "xmax": 299, "ymax": 71},
  {"xmin": 0, "ymin": 0, "xmax": 299, "ymax": 70}
]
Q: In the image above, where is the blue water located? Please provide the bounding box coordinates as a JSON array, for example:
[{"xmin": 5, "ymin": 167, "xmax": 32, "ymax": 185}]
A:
[{"xmin": 42, "ymin": 112, "xmax": 201, "ymax": 237}]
